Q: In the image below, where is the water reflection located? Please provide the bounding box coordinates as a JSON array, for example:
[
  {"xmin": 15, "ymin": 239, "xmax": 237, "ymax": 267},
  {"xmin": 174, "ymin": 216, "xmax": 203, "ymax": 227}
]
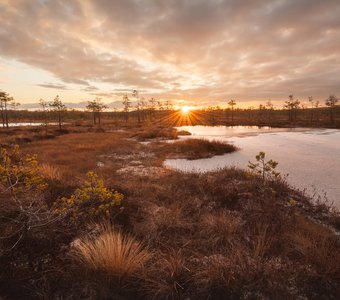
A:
[{"xmin": 165, "ymin": 126, "xmax": 340, "ymax": 208}]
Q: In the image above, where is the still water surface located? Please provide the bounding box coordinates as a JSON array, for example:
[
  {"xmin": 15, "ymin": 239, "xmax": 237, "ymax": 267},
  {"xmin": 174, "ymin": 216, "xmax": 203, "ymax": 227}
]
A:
[
  {"xmin": 6, "ymin": 122, "xmax": 61, "ymax": 127},
  {"xmin": 164, "ymin": 126, "xmax": 340, "ymax": 208}
]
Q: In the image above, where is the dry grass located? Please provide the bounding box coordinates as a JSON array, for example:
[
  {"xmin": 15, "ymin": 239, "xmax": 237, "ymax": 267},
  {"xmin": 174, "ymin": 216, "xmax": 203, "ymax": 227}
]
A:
[
  {"xmin": 134, "ymin": 202, "xmax": 192, "ymax": 248},
  {"xmin": 2, "ymin": 124, "xmax": 340, "ymax": 299},
  {"xmin": 72, "ymin": 224, "xmax": 151, "ymax": 280},
  {"xmin": 20, "ymin": 131, "xmax": 137, "ymax": 183},
  {"xmin": 142, "ymin": 251, "xmax": 191, "ymax": 300},
  {"xmin": 155, "ymin": 138, "xmax": 237, "ymax": 160},
  {"xmin": 252, "ymin": 221, "xmax": 274, "ymax": 261},
  {"xmin": 176, "ymin": 130, "xmax": 191, "ymax": 136},
  {"xmin": 131, "ymin": 126, "xmax": 178, "ymax": 141},
  {"xmin": 39, "ymin": 163, "xmax": 62, "ymax": 181},
  {"xmin": 192, "ymin": 244, "xmax": 253, "ymax": 299},
  {"xmin": 201, "ymin": 211, "xmax": 241, "ymax": 247},
  {"xmin": 284, "ymin": 215, "xmax": 340, "ymax": 278}
]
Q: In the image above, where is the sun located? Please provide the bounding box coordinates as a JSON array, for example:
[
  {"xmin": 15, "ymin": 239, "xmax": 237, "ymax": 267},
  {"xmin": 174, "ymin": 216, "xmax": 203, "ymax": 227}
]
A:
[{"xmin": 181, "ymin": 106, "xmax": 191, "ymax": 114}]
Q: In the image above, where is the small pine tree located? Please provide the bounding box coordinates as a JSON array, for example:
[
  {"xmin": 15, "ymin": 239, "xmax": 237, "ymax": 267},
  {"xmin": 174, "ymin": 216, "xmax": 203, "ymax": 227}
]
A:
[
  {"xmin": 248, "ymin": 152, "xmax": 280, "ymax": 182},
  {"xmin": 49, "ymin": 95, "xmax": 66, "ymax": 130}
]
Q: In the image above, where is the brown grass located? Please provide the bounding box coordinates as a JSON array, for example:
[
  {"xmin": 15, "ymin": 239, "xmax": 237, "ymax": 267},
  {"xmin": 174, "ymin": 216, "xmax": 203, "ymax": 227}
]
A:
[
  {"xmin": 156, "ymin": 138, "xmax": 237, "ymax": 160},
  {"xmin": 1, "ymin": 124, "xmax": 339, "ymax": 299},
  {"xmin": 176, "ymin": 130, "xmax": 192, "ymax": 136},
  {"xmin": 201, "ymin": 211, "xmax": 241, "ymax": 247},
  {"xmin": 72, "ymin": 224, "xmax": 151, "ymax": 280},
  {"xmin": 20, "ymin": 131, "xmax": 139, "ymax": 183},
  {"xmin": 39, "ymin": 163, "xmax": 62, "ymax": 181},
  {"xmin": 131, "ymin": 126, "xmax": 178, "ymax": 141},
  {"xmin": 142, "ymin": 251, "xmax": 191, "ymax": 300},
  {"xmin": 252, "ymin": 221, "xmax": 274, "ymax": 260},
  {"xmin": 284, "ymin": 215, "xmax": 340, "ymax": 278}
]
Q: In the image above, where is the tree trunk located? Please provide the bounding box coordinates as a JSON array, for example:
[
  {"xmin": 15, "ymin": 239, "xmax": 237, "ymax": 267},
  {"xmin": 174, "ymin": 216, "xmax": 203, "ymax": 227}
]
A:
[
  {"xmin": 4, "ymin": 101, "xmax": 9, "ymax": 128},
  {"xmin": 330, "ymin": 107, "xmax": 334, "ymax": 124},
  {"xmin": 137, "ymin": 108, "xmax": 141, "ymax": 124},
  {"xmin": 0, "ymin": 104, "xmax": 5, "ymax": 127},
  {"xmin": 58, "ymin": 111, "xmax": 61, "ymax": 131},
  {"xmin": 289, "ymin": 108, "xmax": 292, "ymax": 122},
  {"xmin": 310, "ymin": 109, "xmax": 314, "ymax": 123}
]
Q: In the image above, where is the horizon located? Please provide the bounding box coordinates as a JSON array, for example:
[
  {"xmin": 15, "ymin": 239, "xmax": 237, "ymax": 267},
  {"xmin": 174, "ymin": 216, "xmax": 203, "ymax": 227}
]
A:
[{"xmin": 1, "ymin": 0, "xmax": 340, "ymax": 107}]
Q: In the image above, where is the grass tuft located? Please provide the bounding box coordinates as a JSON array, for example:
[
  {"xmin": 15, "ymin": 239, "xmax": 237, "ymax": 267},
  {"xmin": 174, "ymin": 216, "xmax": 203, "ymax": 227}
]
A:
[
  {"xmin": 72, "ymin": 224, "xmax": 151, "ymax": 280},
  {"xmin": 40, "ymin": 163, "xmax": 62, "ymax": 181},
  {"xmin": 201, "ymin": 211, "xmax": 241, "ymax": 247}
]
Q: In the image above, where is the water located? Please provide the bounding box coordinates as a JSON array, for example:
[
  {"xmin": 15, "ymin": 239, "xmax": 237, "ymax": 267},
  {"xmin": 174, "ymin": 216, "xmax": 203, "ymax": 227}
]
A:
[
  {"xmin": 5, "ymin": 122, "xmax": 63, "ymax": 127},
  {"xmin": 164, "ymin": 126, "xmax": 340, "ymax": 208}
]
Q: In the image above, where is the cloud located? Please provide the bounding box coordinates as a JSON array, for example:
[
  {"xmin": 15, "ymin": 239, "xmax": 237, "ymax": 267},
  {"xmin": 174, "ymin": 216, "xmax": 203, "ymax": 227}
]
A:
[
  {"xmin": 0, "ymin": 0, "xmax": 340, "ymax": 105},
  {"xmin": 37, "ymin": 82, "xmax": 69, "ymax": 90},
  {"xmin": 82, "ymin": 85, "xmax": 99, "ymax": 92},
  {"xmin": 90, "ymin": 91, "xmax": 116, "ymax": 98},
  {"xmin": 20, "ymin": 101, "xmax": 89, "ymax": 110}
]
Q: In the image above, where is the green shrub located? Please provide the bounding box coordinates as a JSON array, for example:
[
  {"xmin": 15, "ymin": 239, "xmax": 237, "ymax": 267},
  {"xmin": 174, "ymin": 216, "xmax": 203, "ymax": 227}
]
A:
[
  {"xmin": 0, "ymin": 145, "xmax": 47, "ymax": 195},
  {"xmin": 59, "ymin": 171, "xmax": 123, "ymax": 220}
]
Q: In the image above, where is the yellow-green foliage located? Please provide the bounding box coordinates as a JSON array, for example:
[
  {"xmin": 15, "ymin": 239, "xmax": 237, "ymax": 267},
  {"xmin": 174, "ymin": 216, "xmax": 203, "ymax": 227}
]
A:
[
  {"xmin": 60, "ymin": 171, "xmax": 123, "ymax": 219},
  {"xmin": 0, "ymin": 145, "xmax": 47, "ymax": 194}
]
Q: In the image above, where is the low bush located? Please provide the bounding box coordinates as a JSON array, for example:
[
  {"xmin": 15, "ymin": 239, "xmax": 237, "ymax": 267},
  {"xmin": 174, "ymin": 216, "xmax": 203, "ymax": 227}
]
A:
[
  {"xmin": 0, "ymin": 145, "xmax": 47, "ymax": 194},
  {"xmin": 58, "ymin": 171, "xmax": 124, "ymax": 220}
]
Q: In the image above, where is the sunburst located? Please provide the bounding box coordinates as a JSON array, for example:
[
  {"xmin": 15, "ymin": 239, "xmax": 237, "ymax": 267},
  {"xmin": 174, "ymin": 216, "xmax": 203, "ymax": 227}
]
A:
[{"xmin": 181, "ymin": 106, "xmax": 191, "ymax": 114}]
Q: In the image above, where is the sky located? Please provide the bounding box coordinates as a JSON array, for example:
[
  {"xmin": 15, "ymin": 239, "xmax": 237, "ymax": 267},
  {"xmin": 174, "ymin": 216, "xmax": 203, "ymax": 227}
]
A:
[{"xmin": 0, "ymin": 0, "xmax": 340, "ymax": 109}]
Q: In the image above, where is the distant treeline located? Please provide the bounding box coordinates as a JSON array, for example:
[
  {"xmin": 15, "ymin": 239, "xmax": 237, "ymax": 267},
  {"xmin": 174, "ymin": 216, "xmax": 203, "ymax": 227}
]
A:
[
  {"xmin": 4, "ymin": 105, "xmax": 340, "ymax": 128},
  {"xmin": 2, "ymin": 89, "xmax": 339, "ymax": 128}
]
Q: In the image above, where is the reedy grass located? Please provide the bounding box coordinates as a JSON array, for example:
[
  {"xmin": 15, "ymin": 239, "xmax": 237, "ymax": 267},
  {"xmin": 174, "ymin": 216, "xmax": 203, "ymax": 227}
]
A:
[
  {"xmin": 39, "ymin": 163, "xmax": 62, "ymax": 181},
  {"xmin": 72, "ymin": 224, "xmax": 151, "ymax": 281}
]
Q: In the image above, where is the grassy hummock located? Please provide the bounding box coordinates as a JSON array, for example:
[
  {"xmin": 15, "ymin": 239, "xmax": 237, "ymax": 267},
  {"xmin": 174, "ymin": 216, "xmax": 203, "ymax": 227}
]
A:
[{"xmin": 156, "ymin": 138, "xmax": 237, "ymax": 159}]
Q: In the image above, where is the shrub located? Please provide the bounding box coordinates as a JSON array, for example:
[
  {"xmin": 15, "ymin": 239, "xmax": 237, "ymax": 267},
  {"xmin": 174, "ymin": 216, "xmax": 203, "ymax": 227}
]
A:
[
  {"xmin": 0, "ymin": 146, "xmax": 61, "ymax": 253},
  {"xmin": 0, "ymin": 145, "xmax": 47, "ymax": 195},
  {"xmin": 72, "ymin": 225, "xmax": 151, "ymax": 281},
  {"xmin": 59, "ymin": 171, "xmax": 123, "ymax": 220}
]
